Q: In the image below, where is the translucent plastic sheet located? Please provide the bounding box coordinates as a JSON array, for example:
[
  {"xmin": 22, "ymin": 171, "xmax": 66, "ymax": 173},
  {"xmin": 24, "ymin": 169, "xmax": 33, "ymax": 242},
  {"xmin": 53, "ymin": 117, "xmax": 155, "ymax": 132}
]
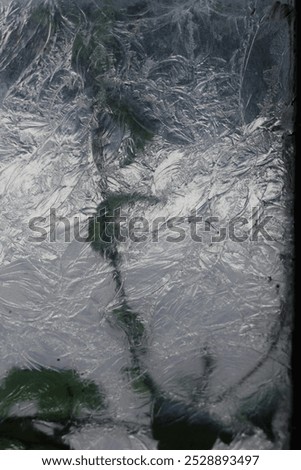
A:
[{"xmin": 0, "ymin": 0, "xmax": 295, "ymax": 449}]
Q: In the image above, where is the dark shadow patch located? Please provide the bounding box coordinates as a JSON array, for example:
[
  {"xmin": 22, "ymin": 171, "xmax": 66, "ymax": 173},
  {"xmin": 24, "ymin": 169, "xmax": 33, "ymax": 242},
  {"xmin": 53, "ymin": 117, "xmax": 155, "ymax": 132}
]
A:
[
  {"xmin": 0, "ymin": 418, "xmax": 70, "ymax": 450},
  {"xmin": 152, "ymin": 398, "xmax": 233, "ymax": 450},
  {"xmin": 238, "ymin": 388, "xmax": 281, "ymax": 442}
]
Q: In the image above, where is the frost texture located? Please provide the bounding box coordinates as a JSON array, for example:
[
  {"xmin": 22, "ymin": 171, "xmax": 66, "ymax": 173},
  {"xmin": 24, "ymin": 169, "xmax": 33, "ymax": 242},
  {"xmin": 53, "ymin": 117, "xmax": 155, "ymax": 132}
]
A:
[{"xmin": 0, "ymin": 0, "xmax": 294, "ymax": 449}]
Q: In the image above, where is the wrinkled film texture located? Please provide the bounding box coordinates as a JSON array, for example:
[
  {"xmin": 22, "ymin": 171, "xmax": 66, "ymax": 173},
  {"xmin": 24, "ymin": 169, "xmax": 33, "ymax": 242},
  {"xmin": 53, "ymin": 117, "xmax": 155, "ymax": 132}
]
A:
[{"xmin": 0, "ymin": 0, "xmax": 294, "ymax": 450}]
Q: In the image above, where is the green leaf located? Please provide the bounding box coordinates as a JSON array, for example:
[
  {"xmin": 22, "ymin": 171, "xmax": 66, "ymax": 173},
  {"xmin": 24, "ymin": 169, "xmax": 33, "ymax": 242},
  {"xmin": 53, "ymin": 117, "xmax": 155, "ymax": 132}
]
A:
[
  {"xmin": 87, "ymin": 193, "xmax": 157, "ymax": 256},
  {"xmin": 0, "ymin": 368, "xmax": 105, "ymax": 422}
]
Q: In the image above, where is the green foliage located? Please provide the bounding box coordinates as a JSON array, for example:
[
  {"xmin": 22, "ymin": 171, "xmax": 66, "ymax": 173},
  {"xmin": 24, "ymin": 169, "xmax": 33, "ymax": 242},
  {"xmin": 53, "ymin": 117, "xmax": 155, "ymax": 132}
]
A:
[
  {"xmin": 124, "ymin": 366, "xmax": 152, "ymax": 395},
  {"xmin": 30, "ymin": 5, "xmax": 51, "ymax": 26},
  {"xmin": 0, "ymin": 438, "xmax": 26, "ymax": 450},
  {"xmin": 0, "ymin": 368, "xmax": 105, "ymax": 422},
  {"xmin": 70, "ymin": 4, "xmax": 154, "ymax": 165},
  {"xmin": 108, "ymin": 101, "xmax": 155, "ymax": 161},
  {"xmin": 72, "ymin": 33, "xmax": 92, "ymax": 67},
  {"xmin": 87, "ymin": 193, "xmax": 157, "ymax": 257},
  {"xmin": 112, "ymin": 303, "xmax": 145, "ymax": 350},
  {"xmin": 30, "ymin": 3, "xmax": 60, "ymax": 34},
  {"xmin": 71, "ymin": 5, "xmax": 115, "ymax": 79}
]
